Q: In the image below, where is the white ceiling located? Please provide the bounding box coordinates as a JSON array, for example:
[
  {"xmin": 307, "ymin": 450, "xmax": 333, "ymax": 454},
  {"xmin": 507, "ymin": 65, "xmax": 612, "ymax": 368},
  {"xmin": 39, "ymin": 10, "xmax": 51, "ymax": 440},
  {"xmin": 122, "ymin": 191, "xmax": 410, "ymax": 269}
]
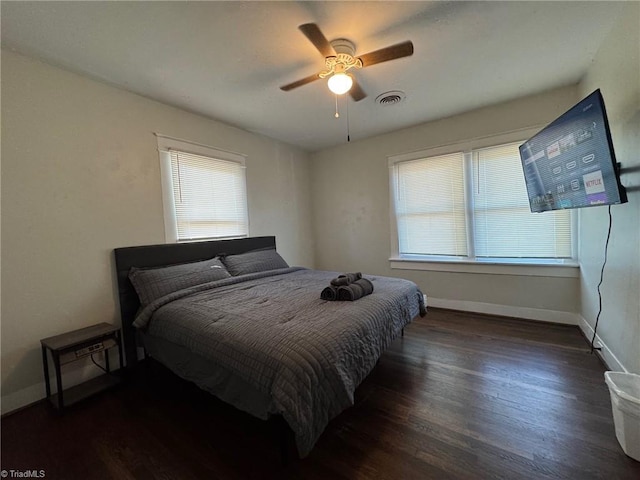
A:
[{"xmin": 1, "ymin": 1, "xmax": 624, "ymax": 152}]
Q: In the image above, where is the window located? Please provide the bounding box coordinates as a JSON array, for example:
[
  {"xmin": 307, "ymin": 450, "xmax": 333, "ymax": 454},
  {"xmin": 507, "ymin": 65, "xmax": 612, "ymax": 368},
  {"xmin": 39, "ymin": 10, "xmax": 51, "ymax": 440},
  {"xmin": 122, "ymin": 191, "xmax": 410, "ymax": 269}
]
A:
[
  {"xmin": 389, "ymin": 140, "xmax": 574, "ymax": 266},
  {"xmin": 157, "ymin": 135, "xmax": 248, "ymax": 242}
]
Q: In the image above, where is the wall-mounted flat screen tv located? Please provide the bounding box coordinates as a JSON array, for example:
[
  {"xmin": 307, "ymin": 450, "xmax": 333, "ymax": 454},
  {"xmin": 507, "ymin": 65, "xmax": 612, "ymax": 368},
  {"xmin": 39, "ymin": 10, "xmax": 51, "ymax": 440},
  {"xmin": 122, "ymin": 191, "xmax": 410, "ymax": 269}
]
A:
[{"xmin": 519, "ymin": 89, "xmax": 627, "ymax": 212}]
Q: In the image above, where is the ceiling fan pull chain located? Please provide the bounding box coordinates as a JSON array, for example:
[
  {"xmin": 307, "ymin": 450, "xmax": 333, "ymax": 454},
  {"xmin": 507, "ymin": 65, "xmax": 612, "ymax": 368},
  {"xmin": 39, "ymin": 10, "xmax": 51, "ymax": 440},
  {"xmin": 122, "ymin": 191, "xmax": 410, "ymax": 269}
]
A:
[
  {"xmin": 347, "ymin": 99, "xmax": 350, "ymax": 142},
  {"xmin": 335, "ymin": 94, "xmax": 340, "ymax": 118}
]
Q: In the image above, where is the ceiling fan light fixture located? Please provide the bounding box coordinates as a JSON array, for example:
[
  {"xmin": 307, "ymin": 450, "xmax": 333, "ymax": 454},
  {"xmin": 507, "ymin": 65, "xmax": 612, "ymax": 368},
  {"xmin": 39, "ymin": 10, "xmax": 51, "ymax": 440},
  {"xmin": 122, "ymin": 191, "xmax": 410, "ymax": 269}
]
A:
[
  {"xmin": 281, "ymin": 23, "xmax": 414, "ymax": 104},
  {"xmin": 327, "ymin": 72, "xmax": 353, "ymax": 95}
]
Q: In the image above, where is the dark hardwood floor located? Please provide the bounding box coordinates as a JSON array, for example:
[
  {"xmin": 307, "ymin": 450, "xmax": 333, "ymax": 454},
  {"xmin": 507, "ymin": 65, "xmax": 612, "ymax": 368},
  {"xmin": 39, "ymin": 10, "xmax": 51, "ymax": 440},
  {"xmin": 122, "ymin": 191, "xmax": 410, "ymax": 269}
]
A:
[{"xmin": 2, "ymin": 308, "xmax": 639, "ymax": 479}]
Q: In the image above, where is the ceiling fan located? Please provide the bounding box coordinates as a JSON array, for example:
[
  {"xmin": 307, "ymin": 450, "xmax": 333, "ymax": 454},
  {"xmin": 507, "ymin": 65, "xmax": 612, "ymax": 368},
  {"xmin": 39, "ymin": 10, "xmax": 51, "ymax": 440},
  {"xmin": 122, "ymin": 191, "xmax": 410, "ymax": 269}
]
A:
[{"xmin": 280, "ymin": 23, "xmax": 414, "ymax": 102}]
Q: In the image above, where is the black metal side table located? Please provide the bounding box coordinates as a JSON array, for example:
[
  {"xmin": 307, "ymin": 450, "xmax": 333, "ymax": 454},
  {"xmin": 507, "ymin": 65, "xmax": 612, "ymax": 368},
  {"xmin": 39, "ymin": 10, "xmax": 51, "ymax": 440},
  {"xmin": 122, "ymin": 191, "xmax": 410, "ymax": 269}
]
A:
[{"xmin": 41, "ymin": 322, "xmax": 123, "ymax": 412}]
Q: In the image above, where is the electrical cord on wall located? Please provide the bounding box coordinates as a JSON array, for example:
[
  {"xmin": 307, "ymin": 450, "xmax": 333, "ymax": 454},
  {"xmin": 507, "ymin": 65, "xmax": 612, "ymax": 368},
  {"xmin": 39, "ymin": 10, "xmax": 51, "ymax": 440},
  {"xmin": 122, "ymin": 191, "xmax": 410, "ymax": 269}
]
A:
[
  {"xmin": 590, "ymin": 205, "xmax": 613, "ymax": 354},
  {"xmin": 91, "ymin": 353, "xmax": 108, "ymax": 373}
]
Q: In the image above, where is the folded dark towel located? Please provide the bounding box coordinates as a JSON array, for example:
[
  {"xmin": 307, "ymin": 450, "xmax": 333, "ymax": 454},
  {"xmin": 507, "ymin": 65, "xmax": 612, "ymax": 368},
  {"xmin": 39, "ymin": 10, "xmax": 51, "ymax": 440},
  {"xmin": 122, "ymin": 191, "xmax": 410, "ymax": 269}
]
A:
[
  {"xmin": 354, "ymin": 278, "xmax": 374, "ymax": 296},
  {"xmin": 320, "ymin": 286, "xmax": 339, "ymax": 301},
  {"xmin": 337, "ymin": 282, "xmax": 364, "ymax": 301},
  {"xmin": 337, "ymin": 278, "xmax": 374, "ymax": 301},
  {"xmin": 330, "ymin": 272, "xmax": 362, "ymax": 286}
]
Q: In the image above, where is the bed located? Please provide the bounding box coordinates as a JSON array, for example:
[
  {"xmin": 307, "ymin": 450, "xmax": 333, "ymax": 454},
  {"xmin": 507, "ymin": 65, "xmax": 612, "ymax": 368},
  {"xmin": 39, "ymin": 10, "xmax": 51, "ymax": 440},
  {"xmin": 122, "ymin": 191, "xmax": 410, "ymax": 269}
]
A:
[{"xmin": 114, "ymin": 236, "xmax": 426, "ymax": 457}]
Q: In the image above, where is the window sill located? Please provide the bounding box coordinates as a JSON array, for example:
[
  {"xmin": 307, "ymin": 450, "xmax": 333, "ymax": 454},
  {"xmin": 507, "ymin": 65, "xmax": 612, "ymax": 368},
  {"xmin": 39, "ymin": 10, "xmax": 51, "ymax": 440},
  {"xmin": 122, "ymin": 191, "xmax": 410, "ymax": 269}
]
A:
[{"xmin": 389, "ymin": 257, "xmax": 580, "ymax": 278}]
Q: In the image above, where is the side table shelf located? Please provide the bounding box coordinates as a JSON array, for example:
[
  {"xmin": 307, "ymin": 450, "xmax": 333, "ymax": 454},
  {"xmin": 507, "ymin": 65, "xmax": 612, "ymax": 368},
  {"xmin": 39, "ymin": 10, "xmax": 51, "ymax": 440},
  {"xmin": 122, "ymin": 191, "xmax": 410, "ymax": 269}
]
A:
[{"xmin": 41, "ymin": 322, "xmax": 123, "ymax": 412}]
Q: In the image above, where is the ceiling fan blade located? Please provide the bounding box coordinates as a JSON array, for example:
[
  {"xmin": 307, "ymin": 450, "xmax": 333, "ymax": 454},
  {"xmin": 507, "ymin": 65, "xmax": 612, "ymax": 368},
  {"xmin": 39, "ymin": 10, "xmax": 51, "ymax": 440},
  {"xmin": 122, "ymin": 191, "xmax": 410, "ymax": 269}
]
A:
[
  {"xmin": 299, "ymin": 23, "xmax": 335, "ymax": 57},
  {"xmin": 358, "ymin": 41, "xmax": 414, "ymax": 67},
  {"xmin": 280, "ymin": 73, "xmax": 321, "ymax": 91},
  {"xmin": 349, "ymin": 78, "xmax": 367, "ymax": 102}
]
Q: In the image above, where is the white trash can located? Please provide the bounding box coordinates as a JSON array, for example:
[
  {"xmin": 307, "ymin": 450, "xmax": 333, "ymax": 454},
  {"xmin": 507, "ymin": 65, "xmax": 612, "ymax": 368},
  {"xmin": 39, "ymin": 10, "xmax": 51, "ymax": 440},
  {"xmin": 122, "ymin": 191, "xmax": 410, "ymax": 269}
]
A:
[{"xmin": 604, "ymin": 371, "xmax": 640, "ymax": 461}]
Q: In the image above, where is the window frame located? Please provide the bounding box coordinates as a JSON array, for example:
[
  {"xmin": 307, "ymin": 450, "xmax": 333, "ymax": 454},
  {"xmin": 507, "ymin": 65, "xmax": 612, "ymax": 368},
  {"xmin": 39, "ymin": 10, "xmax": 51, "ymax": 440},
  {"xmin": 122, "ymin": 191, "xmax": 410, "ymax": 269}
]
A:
[
  {"xmin": 156, "ymin": 134, "xmax": 249, "ymax": 243},
  {"xmin": 388, "ymin": 127, "xmax": 579, "ymax": 278}
]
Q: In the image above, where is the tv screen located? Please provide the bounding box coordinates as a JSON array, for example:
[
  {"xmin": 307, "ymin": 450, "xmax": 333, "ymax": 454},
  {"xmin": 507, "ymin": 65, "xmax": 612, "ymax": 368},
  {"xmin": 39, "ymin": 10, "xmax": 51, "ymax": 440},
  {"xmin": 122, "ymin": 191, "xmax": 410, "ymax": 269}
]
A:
[{"xmin": 519, "ymin": 89, "xmax": 627, "ymax": 212}]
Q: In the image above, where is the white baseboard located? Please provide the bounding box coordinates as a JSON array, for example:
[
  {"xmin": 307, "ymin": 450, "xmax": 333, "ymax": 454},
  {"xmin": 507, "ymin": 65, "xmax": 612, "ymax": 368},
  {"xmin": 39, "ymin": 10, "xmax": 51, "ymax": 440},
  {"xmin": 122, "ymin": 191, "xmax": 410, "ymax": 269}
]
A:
[
  {"xmin": 1, "ymin": 383, "xmax": 46, "ymax": 415},
  {"xmin": 577, "ymin": 315, "xmax": 627, "ymax": 372},
  {"xmin": 428, "ymin": 297, "xmax": 580, "ymax": 325},
  {"xmin": 427, "ymin": 298, "xmax": 628, "ymax": 372},
  {"xmin": 2, "ymin": 352, "xmax": 119, "ymax": 416}
]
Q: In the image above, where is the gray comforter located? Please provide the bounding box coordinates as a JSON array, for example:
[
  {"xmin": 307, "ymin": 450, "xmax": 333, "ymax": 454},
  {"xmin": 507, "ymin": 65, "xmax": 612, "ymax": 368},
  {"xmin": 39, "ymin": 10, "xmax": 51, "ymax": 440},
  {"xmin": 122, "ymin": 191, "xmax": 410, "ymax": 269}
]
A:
[{"xmin": 134, "ymin": 267, "xmax": 425, "ymax": 457}]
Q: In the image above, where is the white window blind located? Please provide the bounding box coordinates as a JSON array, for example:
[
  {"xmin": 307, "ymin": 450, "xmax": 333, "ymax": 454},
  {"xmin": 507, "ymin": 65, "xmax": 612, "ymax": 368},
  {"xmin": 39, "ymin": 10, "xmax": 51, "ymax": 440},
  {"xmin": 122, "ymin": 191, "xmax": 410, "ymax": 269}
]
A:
[
  {"xmin": 169, "ymin": 151, "xmax": 248, "ymax": 241},
  {"xmin": 390, "ymin": 141, "xmax": 573, "ymax": 262},
  {"xmin": 157, "ymin": 135, "xmax": 248, "ymax": 243},
  {"xmin": 473, "ymin": 143, "xmax": 572, "ymax": 258},
  {"xmin": 394, "ymin": 153, "xmax": 468, "ymax": 256}
]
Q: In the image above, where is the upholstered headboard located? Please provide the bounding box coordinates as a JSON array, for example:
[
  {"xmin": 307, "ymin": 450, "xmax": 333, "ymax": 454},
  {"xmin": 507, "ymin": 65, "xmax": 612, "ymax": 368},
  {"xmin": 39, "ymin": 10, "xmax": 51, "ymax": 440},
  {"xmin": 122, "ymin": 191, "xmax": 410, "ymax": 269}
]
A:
[{"xmin": 114, "ymin": 236, "xmax": 277, "ymax": 368}]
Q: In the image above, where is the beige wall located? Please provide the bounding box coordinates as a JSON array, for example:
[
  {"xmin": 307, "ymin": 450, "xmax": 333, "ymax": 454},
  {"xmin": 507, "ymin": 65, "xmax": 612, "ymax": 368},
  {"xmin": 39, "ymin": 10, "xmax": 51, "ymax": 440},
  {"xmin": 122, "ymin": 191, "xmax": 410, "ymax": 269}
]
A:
[
  {"xmin": 578, "ymin": 3, "xmax": 640, "ymax": 373},
  {"xmin": 310, "ymin": 85, "xmax": 581, "ymax": 320},
  {"xmin": 1, "ymin": 51, "xmax": 314, "ymax": 413}
]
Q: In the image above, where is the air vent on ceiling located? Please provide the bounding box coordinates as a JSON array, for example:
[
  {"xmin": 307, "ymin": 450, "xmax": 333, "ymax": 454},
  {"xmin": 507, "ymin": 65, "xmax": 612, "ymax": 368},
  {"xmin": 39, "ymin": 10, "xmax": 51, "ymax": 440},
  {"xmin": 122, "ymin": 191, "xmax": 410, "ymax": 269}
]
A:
[{"xmin": 376, "ymin": 91, "xmax": 406, "ymax": 106}]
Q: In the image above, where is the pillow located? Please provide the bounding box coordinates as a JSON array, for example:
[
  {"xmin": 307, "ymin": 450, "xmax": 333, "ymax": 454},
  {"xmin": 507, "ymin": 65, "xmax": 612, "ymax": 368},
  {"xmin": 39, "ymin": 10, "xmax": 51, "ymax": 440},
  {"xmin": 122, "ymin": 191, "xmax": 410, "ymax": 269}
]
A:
[
  {"xmin": 221, "ymin": 249, "xmax": 289, "ymax": 276},
  {"xmin": 129, "ymin": 257, "xmax": 230, "ymax": 307}
]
